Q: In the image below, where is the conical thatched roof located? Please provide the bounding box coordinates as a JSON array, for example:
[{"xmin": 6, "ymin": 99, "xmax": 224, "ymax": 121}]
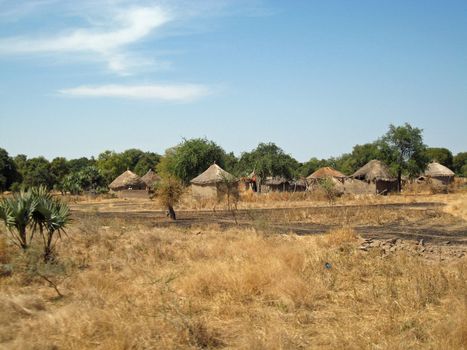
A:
[
  {"xmin": 141, "ymin": 169, "xmax": 161, "ymax": 187},
  {"xmin": 351, "ymin": 160, "xmax": 394, "ymax": 181},
  {"xmin": 424, "ymin": 162, "xmax": 455, "ymax": 177},
  {"xmin": 307, "ymin": 167, "xmax": 346, "ymax": 180},
  {"xmin": 109, "ymin": 170, "xmax": 146, "ymax": 190},
  {"xmin": 190, "ymin": 164, "xmax": 237, "ymax": 185}
]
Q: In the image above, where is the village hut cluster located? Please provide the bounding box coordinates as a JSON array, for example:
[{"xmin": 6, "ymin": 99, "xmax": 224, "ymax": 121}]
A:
[
  {"xmin": 108, "ymin": 160, "xmax": 457, "ymax": 200},
  {"xmin": 109, "ymin": 169, "xmax": 160, "ymax": 198}
]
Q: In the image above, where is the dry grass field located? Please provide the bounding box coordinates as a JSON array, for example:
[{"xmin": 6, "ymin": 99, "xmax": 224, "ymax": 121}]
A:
[{"xmin": 0, "ymin": 192, "xmax": 466, "ymax": 349}]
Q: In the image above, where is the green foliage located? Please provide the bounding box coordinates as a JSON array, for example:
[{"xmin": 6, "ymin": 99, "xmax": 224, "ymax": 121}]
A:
[
  {"xmin": 60, "ymin": 166, "xmax": 106, "ymax": 194},
  {"xmin": 0, "ymin": 148, "xmax": 21, "ymax": 191},
  {"xmin": 133, "ymin": 152, "xmax": 161, "ymax": 176},
  {"xmin": 31, "ymin": 187, "xmax": 70, "ymax": 262},
  {"xmin": 453, "ymin": 152, "xmax": 467, "ymax": 176},
  {"xmin": 236, "ymin": 143, "xmax": 299, "ymax": 180},
  {"xmin": 298, "ymin": 158, "xmax": 328, "ymax": 177},
  {"xmin": 0, "ymin": 186, "xmax": 70, "ymax": 261},
  {"xmin": 425, "ymin": 148, "xmax": 453, "ymax": 169},
  {"xmin": 0, "ymin": 190, "xmax": 37, "ymax": 249},
  {"xmin": 461, "ymin": 164, "xmax": 467, "ymax": 177},
  {"xmin": 97, "ymin": 149, "xmax": 161, "ymax": 184},
  {"xmin": 67, "ymin": 157, "xmax": 95, "ymax": 173},
  {"xmin": 50, "ymin": 157, "xmax": 70, "ymax": 188},
  {"xmin": 96, "ymin": 150, "xmax": 127, "ymax": 185},
  {"xmin": 224, "ymin": 152, "xmax": 239, "ymax": 174},
  {"xmin": 349, "ymin": 143, "xmax": 381, "ymax": 171},
  {"xmin": 378, "ymin": 123, "xmax": 429, "ymax": 190},
  {"xmin": 21, "ymin": 157, "xmax": 55, "ymax": 189},
  {"xmin": 157, "ymin": 138, "xmax": 228, "ymax": 185}
]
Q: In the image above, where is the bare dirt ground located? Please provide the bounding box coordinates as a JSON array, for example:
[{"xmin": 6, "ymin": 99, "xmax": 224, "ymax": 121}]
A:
[{"xmin": 70, "ymin": 193, "xmax": 467, "ymax": 260}]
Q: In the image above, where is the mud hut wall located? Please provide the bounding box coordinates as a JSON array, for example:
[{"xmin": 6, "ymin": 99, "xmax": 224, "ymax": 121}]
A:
[
  {"xmin": 216, "ymin": 182, "xmax": 240, "ymax": 199},
  {"xmin": 432, "ymin": 175, "xmax": 454, "ymax": 185},
  {"xmin": 114, "ymin": 189, "xmax": 149, "ymax": 199},
  {"xmin": 260, "ymin": 184, "xmax": 285, "ymax": 193},
  {"xmin": 375, "ymin": 180, "xmax": 398, "ymax": 195},
  {"xmin": 191, "ymin": 184, "xmax": 218, "ymax": 199}
]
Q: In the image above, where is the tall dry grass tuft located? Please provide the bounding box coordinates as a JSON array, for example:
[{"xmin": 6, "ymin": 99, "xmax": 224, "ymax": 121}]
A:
[
  {"xmin": 0, "ymin": 218, "xmax": 465, "ymax": 349},
  {"xmin": 320, "ymin": 227, "xmax": 359, "ymax": 247}
]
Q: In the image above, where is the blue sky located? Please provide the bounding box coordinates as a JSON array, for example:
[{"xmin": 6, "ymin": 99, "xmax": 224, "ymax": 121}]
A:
[{"xmin": 0, "ymin": 0, "xmax": 466, "ymax": 162}]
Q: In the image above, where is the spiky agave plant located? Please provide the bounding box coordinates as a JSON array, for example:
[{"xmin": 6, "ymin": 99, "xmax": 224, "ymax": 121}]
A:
[
  {"xmin": 31, "ymin": 187, "xmax": 70, "ymax": 262},
  {"xmin": 0, "ymin": 190, "xmax": 38, "ymax": 249}
]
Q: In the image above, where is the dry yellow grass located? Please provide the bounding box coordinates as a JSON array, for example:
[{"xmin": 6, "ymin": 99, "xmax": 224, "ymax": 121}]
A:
[{"xmin": 0, "ymin": 215, "xmax": 466, "ymax": 349}]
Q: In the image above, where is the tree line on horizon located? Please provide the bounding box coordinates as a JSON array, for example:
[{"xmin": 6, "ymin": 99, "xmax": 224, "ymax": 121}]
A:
[{"xmin": 1, "ymin": 123, "xmax": 466, "ymax": 193}]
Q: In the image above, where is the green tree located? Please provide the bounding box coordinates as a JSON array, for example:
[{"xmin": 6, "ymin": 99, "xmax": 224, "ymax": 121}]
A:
[
  {"xmin": 157, "ymin": 138, "xmax": 228, "ymax": 185},
  {"xmin": 378, "ymin": 123, "xmax": 429, "ymax": 191},
  {"xmin": 21, "ymin": 157, "xmax": 54, "ymax": 189},
  {"xmin": 60, "ymin": 166, "xmax": 106, "ymax": 194},
  {"xmin": 349, "ymin": 143, "xmax": 381, "ymax": 171},
  {"xmin": 96, "ymin": 150, "xmax": 127, "ymax": 185},
  {"xmin": 425, "ymin": 148, "xmax": 454, "ymax": 169},
  {"xmin": 236, "ymin": 143, "xmax": 299, "ymax": 189},
  {"xmin": 50, "ymin": 157, "xmax": 70, "ymax": 188},
  {"xmin": 453, "ymin": 152, "xmax": 467, "ymax": 176},
  {"xmin": 330, "ymin": 153, "xmax": 354, "ymax": 175},
  {"xmin": 224, "ymin": 152, "xmax": 239, "ymax": 174},
  {"xmin": 121, "ymin": 149, "xmax": 145, "ymax": 170},
  {"xmin": 298, "ymin": 158, "xmax": 328, "ymax": 177},
  {"xmin": 133, "ymin": 152, "xmax": 161, "ymax": 176},
  {"xmin": 68, "ymin": 157, "xmax": 95, "ymax": 174},
  {"xmin": 0, "ymin": 148, "xmax": 21, "ymax": 191}
]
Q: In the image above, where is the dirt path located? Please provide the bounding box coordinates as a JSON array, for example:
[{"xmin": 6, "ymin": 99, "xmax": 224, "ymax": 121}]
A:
[{"xmin": 72, "ymin": 201, "xmax": 467, "ymax": 246}]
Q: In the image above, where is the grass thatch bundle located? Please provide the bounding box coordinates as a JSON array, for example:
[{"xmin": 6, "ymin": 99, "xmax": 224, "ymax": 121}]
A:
[
  {"xmin": 190, "ymin": 164, "xmax": 237, "ymax": 185},
  {"xmin": 352, "ymin": 159, "xmax": 395, "ymax": 182},
  {"xmin": 307, "ymin": 166, "xmax": 346, "ymax": 180},
  {"xmin": 109, "ymin": 170, "xmax": 146, "ymax": 191}
]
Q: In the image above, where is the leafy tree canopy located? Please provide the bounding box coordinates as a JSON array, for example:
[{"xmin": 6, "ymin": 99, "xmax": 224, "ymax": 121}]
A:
[
  {"xmin": 60, "ymin": 166, "xmax": 106, "ymax": 194},
  {"xmin": 453, "ymin": 152, "xmax": 467, "ymax": 176},
  {"xmin": 298, "ymin": 158, "xmax": 329, "ymax": 178},
  {"xmin": 236, "ymin": 142, "xmax": 299, "ymax": 180},
  {"xmin": 134, "ymin": 152, "xmax": 161, "ymax": 176},
  {"xmin": 378, "ymin": 123, "xmax": 429, "ymax": 190},
  {"xmin": 21, "ymin": 157, "xmax": 54, "ymax": 189},
  {"xmin": 68, "ymin": 157, "xmax": 95, "ymax": 174},
  {"xmin": 425, "ymin": 147, "xmax": 454, "ymax": 169},
  {"xmin": 50, "ymin": 157, "xmax": 70, "ymax": 187},
  {"xmin": 96, "ymin": 151, "xmax": 128, "ymax": 185},
  {"xmin": 0, "ymin": 148, "xmax": 21, "ymax": 191},
  {"xmin": 157, "ymin": 138, "xmax": 228, "ymax": 185}
]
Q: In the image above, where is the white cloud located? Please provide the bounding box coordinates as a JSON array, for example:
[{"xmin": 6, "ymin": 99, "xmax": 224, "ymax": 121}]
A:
[
  {"xmin": 59, "ymin": 84, "xmax": 211, "ymax": 102},
  {"xmin": 0, "ymin": 6, "xmax": 170, "ymax": 74}
]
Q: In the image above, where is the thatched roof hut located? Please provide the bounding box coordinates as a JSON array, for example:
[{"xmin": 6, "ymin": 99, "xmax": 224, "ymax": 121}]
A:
[
  {"xmin": 109, "ymin": 170, "xmax": 146, "ymax": 191},
  {"xmin": 141, "ymin": 169, "xmax": 161, "ymax": 188},
  {"xmin": 261, "ymin": 176, "xmax": 290, "ymax": 192},
  {"xmin": 421, "ymin": 162, "xmax": 455, "ymax": 185},
  {"xmin": 351, "ymin": 160, "xmax": 394, "ymax": 182},
  {"xmin": 290, "ymin": 178, "xmax": 307, "ymax": 192},
  {"xmin": 424, "ymin": 162, "xmax": 455, "ymax": 178},
  {"xmin": 191, "ymin": 164, "xmax": 236, "ymax": 185},
  {"xmin": 307, "ymin": 167, "xmax": 346, "ymax": 180},
  {"xmin": 351, "ymin": 160, "xmax": 397, "ymax": 195},
  {"xmin": 190, "ymin": 164, "xmax": 238, "ymax": 199}
]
